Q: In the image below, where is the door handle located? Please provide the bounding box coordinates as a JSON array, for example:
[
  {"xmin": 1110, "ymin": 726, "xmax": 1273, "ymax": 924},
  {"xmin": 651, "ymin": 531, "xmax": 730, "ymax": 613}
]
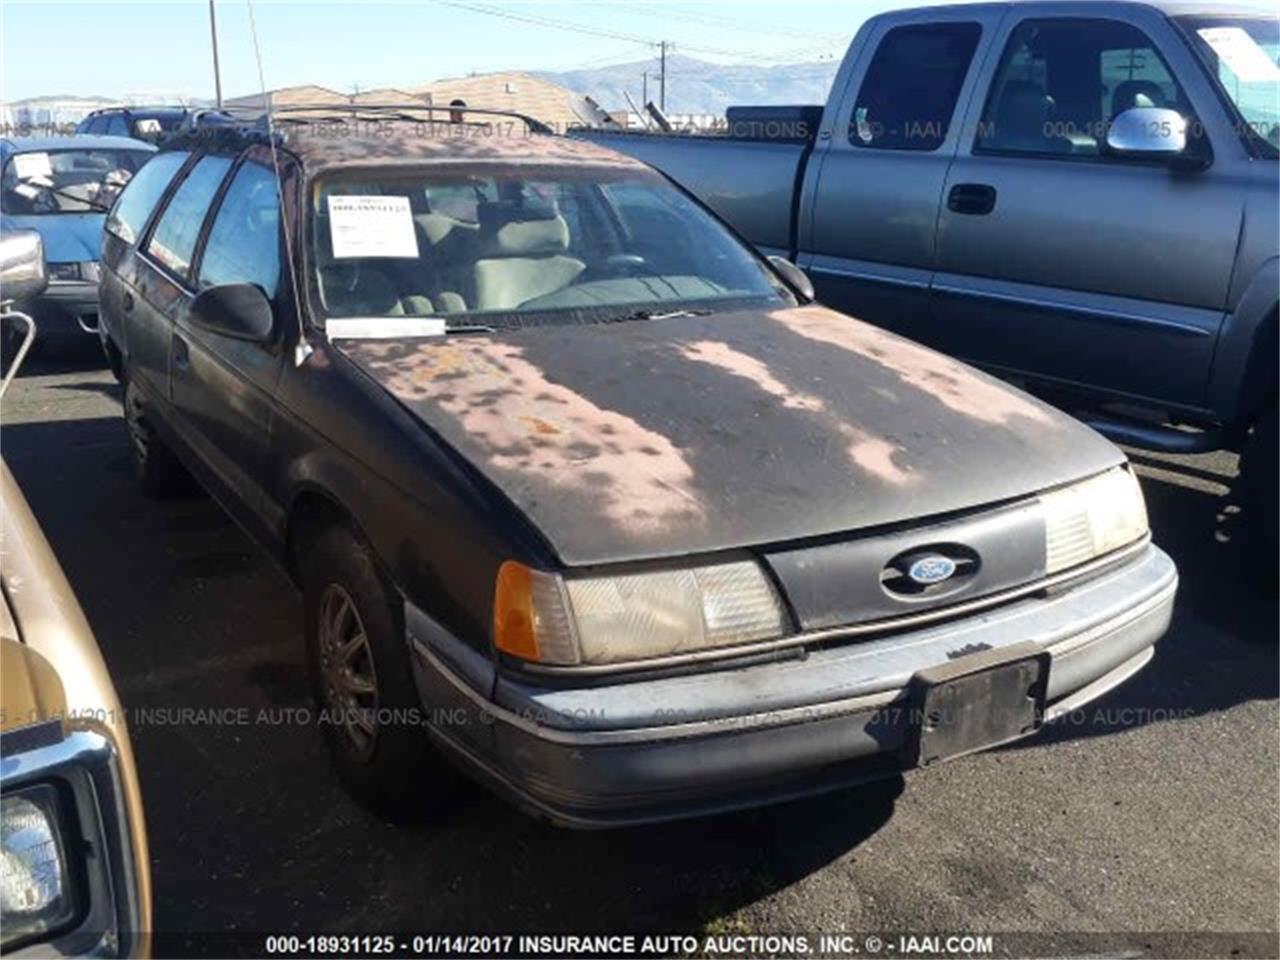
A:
[
  {"xmin": 947, "ymin": 183, "xmax": 997, "ymax": 216},
  {"xmin": 122, "ymin": 292, "xmax": 134, "ymax": 312},
  {"xmin": 173, "ymin": 336, "xmax": 190, "ymax": 370}
]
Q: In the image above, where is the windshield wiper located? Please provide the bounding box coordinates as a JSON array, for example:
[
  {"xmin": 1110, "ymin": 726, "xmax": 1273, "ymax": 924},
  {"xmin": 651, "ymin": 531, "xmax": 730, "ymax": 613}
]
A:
[
  {"xmin": 32, "ymin": 183, "xmax": 112, "ymax": 213},
  {"xmin": 599, "ymin": 307, "xmax": 712, "ymax": 324},
  {"xmin": 443, "ymin": 322, "xmax": 496, "ymax": 335}
]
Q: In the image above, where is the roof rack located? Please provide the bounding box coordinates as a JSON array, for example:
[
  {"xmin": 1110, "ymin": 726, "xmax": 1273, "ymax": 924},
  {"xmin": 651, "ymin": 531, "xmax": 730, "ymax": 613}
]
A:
[{"xmin": 215, "ymin": 102, "xmax": 555, "ymax": 135}]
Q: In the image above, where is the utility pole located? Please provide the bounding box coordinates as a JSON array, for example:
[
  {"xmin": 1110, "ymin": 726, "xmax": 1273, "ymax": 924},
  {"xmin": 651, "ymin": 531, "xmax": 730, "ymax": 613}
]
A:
[
  {"xmin": 658, "ymin": 41, "xmax": 667, "ymax": 112},
  {"xmin": 208, "ymin": 0, "xmax": 223, "ymax": 108}
]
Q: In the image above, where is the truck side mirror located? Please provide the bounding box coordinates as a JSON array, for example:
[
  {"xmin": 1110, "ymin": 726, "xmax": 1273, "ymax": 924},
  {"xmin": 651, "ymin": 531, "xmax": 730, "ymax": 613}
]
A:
[
  {"xmin": 768, "ymin": 255, "xmax": 815, "ymax": 303},
  {"xmin": 1105, "ymin": 107, "xmax": 1188, "ymax": 160},
  {"xmin": 0, "ymin": 230, "xmax": 48, "ymax": 305},
  {"xmin": 190, "ymin": 283, "xmax": 275, "ymax": 342}
]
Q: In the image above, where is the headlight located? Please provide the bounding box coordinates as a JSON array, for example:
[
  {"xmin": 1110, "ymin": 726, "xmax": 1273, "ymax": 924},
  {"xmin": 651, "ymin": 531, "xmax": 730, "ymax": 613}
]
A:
[
  {"xmin": 494, "ymin": 559, "xmax": 789, "ymax": 666},
  {"xmin": 79, "ymin": 261, "xmax": 101, "ymax": 283},
  {"xmin": 1, "ymin": 786, "xmax": 76, "ymax": 949},
  {"xmin": 1039, "ymin": 466, "xmax": 1148, "ymax": 574}
]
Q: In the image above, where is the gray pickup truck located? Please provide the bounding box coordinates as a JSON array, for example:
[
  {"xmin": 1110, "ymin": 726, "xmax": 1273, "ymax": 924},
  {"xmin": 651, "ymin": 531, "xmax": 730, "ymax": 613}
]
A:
[{"xmin": 579, "ymin": 0, "xmax": 1278, "ymax": 555}]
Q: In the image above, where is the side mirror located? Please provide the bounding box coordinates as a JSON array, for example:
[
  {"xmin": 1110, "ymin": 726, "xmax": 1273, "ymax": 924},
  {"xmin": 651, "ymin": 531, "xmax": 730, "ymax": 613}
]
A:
[
  {"xmin": 1106, "ymin": 107, "xmax": 1188, "ymax": 160},
  {"xmin": 768, "ymin": 255, "xmax": 815, "ymax": 303},
  {"xmin": 0, "ymin": 230, "xmax": 48, "ymax": 304},
  {"xmin": 189, "ymin": 283, "xmax": 274, "ymax": 341}
]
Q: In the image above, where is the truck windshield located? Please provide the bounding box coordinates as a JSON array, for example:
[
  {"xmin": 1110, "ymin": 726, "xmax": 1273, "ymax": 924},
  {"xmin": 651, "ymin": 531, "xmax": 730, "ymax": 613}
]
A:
[
  {"xmin": 1, "ymin": 148, "xmax": 153, "ymax": 215},
  {"xmin": 1179, "ymin": 16, "xmax": 1280, "ymax": 158},
  {"xmin": 310, "ymin": 166, "xmax": 792, "ymax": 327}
]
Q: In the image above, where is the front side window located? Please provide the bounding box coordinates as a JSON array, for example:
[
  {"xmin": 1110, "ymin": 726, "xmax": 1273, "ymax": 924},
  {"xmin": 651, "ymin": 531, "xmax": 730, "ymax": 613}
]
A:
[
  {"xmin": 145, "ymin": 155, "xmax": 232, "ymax": 279},
  {"xmin": 1, "ymin": 147, "xmax": 154, "ymax": 216},
  {"xmin": 1178, "ymin": 16, "xmax": 1280, "ymax": 158},
  {"xmin": 198, "ymin": 161, "xmax": 281, "ymax": 298},
  {"xmin": 849, "ymin": 22, "xmax": 982, "ymax": 151},
  {"xmin": 310, "ymin": 166, "xmax": 791, "ymax": 325},
  {"xmin": 978, "ymin": 18, "xmax": 1193, "ymax": 157},
  {"xmin": 105, "ymin": 114, "xmax": 129, "ymax": 137},
  {"xmin": 105, "ymin": 151, "xmax": 188, "ymax": 242}
]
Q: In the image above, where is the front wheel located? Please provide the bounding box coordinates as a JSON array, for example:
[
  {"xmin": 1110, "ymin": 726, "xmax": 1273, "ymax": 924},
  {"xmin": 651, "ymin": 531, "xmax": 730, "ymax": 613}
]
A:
[{"xmin": 301, "ymin": 524, "xmax": 456, "ymax": 821}]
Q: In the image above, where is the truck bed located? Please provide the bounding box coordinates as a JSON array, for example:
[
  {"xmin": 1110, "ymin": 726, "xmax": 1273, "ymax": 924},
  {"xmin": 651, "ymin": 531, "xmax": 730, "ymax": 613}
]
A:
[{"xmin": 575, "ymin": 129, "xmax": 808, "ymax": 258}]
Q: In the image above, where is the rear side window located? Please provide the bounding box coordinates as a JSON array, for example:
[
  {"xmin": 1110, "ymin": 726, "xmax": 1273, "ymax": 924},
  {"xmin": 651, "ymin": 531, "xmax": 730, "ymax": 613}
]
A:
[
  {"xmin": 105, "ymin": 114, "xmax": 129, "ymax": 136},
  {"xmin": 850, "ymin": 22, "xmax": 982, "ymax": 150},
  {"xmin": 105, "ymin": 151, "xmax": 189, "ymax": 243},
  {"xmin": 198, "ymin": 161, "xmax": 282, "ymax": 298},
  {"xmin": 145, "ymin": 155, "xmax": 232, "ymax": 279}
]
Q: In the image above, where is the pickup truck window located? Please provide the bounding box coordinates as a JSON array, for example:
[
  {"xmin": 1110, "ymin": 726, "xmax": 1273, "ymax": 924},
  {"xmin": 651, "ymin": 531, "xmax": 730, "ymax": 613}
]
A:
[
  {"xmin": 850, "ymin": 22, "xmax": 980, "ymax": 151},
  {"xmin": 145, "ymin": 154, "xmax": 231, "ymax": 280},
  {"xmin": 977, "ymin": 18, "xmax": 1192, "ymax": 158},
  {"xmin": 197, "ymin": 161, "xmax": 281, "ymax": 299},
  {"xmin": 1178, "ymin": 16, "xmax": 1279, "ymax": 159},
  {"xmin": 310, "ymin": 167, "xmax": 790, "ymax": 326}
]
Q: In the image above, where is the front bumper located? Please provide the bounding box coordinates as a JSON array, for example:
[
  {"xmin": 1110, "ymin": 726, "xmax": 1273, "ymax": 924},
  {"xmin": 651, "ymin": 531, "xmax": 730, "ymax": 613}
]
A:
[
  {"xmin": 18, "ymin": 282, "xmax": 101, "ymax": 340},
  {"xmin": 408, "ymin": 542, "xmax": 1177, "ymax": 827}
]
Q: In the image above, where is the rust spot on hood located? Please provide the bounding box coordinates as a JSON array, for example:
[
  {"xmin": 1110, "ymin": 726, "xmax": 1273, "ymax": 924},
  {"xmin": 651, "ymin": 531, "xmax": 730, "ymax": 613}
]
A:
[
  {"xmin": 679, "ymin": 339, "xmax": 916, "ymax": 486},
  {"xmin": 349, "ymin": 339, "xmax": 704, "ymax": 537},
  {"xmin": 772, "ymin": 306, "xmax": 1056, "ymax": 428}
]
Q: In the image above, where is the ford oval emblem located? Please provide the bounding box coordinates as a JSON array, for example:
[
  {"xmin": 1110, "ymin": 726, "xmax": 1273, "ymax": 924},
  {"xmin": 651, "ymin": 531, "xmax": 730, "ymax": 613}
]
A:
[{"xmin": 908, "ymin": 554, "xmax": 957, "ymax": 585}]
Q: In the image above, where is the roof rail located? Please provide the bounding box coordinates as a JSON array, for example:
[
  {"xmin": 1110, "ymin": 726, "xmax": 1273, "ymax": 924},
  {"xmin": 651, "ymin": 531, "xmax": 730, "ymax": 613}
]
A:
[{"xmin": 217, "ymin": 102, "xmax": 556, "ymax": 135}]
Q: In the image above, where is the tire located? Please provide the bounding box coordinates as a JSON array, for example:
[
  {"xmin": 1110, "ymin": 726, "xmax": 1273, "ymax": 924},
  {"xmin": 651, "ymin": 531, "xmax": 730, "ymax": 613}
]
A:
[
  {"xmin": 123, "ymin": 378, "xmax": 195, "ymax": 498},
  {"xmin": 300, "ymin": 524, "xmax": 454, "ymax": 821},
  {"xmin": 1237, "ymin": 397, "xmax": 1278, "ymax": 582}
]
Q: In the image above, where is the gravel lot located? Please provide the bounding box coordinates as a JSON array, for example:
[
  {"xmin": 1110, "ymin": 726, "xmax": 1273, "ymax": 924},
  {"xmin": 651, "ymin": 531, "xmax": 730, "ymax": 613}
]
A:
[{"xmin": 3, "ymin": 351, "xmax": 1277, "ymax": 957}]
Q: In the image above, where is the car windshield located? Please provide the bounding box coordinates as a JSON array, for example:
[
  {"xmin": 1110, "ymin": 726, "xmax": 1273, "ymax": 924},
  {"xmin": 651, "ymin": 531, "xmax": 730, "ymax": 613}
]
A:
[
  {"xmin": 1, "ymin": 147, "xmax": 154, "ymax": 214},
  {"xmin": 1179, "ymin": 16, "xmax": 1280, "ymax": 157},
  {"xmin": 310, "ymin": 165, "xmax": 792, "ymax": 328}
]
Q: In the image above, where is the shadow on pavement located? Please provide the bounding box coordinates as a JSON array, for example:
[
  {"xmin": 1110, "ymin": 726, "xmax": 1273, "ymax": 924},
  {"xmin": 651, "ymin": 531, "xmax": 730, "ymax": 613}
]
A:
[
  {"xmin": 1007, "ymin": 457, "xmax": 1277, "ymax": 753},
  {"xmin": 5, "ymin": 412, "xmax": 904, "ymax": 945}
]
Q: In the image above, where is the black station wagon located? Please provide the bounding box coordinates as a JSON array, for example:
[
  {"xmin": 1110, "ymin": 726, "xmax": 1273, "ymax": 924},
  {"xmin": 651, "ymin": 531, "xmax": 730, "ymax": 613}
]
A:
[{"xmin": 97, "ymin": 107, "xmax": 1177, "ymax": 825}]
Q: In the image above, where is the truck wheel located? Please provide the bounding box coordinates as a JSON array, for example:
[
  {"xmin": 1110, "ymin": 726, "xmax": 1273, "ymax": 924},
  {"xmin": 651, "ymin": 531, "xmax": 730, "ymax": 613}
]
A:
[
  {"xmin": 123, "ymin": 379, "xmax": 195, "ymax": 498},
  {"xmin": 1237, "ymin": 397, "xmax": 1277, "ymax": 581},
  {"xmin": 301, "ymin": 524, "xmax": 454, "ymax": 821}
]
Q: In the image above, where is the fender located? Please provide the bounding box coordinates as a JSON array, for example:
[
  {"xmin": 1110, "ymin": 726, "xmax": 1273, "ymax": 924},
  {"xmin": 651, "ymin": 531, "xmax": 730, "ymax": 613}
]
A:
[{"xmin": 1207, "ymin": 256, "xmax": 1278, "ymax": 430}]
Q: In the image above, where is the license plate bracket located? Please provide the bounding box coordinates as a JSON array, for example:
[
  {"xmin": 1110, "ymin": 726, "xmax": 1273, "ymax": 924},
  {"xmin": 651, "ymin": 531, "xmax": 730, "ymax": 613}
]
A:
[{"xmin": 906, "ymin": 641, "xmax": 1051, "ymax": 767}]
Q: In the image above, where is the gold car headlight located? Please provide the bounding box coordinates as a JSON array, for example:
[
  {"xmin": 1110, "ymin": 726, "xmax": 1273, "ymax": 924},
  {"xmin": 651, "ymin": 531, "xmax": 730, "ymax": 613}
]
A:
[
  {"xmin": 1039, "ymin": 466, "xmax": 1149, "ymax": 574},
  {"xmin": 494, "ymin": 558, "xmax": 788, "ymax": 666},
  {"xmin": 1, "ymin": 786, "xmax": 76, "ymax": 949}
]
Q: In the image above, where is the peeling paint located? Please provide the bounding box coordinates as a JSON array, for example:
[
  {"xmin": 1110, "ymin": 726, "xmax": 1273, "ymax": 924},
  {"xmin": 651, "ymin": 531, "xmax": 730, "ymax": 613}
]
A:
[
  {"xmin": 679, "ymin": 339, "xmax": 915, "ymax": 486},
  {"xmin": 349, "ymin": 339, "xmax": 704, "ymax": 536},
  {"xmin": 774, "ymin": 306, "xmax": 1056, "ymax": 427}
]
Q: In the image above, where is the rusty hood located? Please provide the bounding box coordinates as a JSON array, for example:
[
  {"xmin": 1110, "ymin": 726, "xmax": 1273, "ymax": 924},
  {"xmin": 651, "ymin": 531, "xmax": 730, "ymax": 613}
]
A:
[{"xmin": 339, "ymin": 305, "xmax": 1124, "ymax": 565}]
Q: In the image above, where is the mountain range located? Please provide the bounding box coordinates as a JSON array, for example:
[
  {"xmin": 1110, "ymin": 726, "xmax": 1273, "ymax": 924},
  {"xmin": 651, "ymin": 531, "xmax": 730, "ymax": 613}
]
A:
[{"xmin": 539, "ymin": 53, "xmax": 842, "ymax": 116}]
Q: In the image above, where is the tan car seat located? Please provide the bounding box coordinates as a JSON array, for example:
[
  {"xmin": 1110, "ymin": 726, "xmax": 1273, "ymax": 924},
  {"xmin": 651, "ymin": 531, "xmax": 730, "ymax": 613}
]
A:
[{"xmin": 472, "ymin": 203, "xmax": 585, "ymax": 311}]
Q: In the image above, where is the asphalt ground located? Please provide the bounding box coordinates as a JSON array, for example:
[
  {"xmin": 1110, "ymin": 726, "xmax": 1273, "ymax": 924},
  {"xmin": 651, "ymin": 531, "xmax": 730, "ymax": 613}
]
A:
[{"xmin": 2, "ymin": 348, "xmax": 1277, "ymax": 958}]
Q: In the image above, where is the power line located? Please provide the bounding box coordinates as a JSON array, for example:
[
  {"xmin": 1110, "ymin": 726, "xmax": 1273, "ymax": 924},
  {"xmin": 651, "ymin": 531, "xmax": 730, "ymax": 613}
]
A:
[{"xmin": 431, "ymin": 0, "xmax": 782, "ymax": 61}]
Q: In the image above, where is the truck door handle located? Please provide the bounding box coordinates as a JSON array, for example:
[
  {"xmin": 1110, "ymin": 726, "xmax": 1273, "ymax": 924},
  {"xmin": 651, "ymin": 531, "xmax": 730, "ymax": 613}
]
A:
[
  {"xmin": 122, "ymin": 292, "xmax": 134, "ymax": 312},
  {"xmin": 947, "ymin": 183, "xmax": 997, "ymax": 215},
  {"xmin": 173, "ymin": 336, "xmax": 190, "ymax": 370}
]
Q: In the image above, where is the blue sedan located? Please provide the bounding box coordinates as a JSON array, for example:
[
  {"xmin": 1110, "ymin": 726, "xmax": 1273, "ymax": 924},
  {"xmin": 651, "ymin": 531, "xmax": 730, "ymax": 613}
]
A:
[{"xmin": 1, "ymin": 134, "xmax": 155, "ymax": 353}]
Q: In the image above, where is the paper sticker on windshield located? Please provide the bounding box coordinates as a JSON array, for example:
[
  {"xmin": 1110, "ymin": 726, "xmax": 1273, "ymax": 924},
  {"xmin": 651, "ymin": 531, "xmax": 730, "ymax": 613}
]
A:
[
  {"xmin": 327, "ymin": 195, "xmax": 419, "ymax": 259},
  {"xmin": 1198, "ymin": 27, "xmax": 1280, "ymax": 83},
  {"xmin": 11, "ymin": 152, "xmax": 52, "ymax": 181}
]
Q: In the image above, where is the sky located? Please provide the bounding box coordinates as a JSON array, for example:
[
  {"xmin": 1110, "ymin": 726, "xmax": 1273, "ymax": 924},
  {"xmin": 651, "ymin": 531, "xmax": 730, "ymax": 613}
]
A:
[{"xmin": 0, "ymin": 0, "xmax": 937, "ymax": 103}]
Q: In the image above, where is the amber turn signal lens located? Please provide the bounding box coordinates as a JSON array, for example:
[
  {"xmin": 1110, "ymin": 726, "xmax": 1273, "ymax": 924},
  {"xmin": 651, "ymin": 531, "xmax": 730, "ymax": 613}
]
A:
[{"xmin": 493, "ymin": 561, "xmax": 540, "ymax": 661}]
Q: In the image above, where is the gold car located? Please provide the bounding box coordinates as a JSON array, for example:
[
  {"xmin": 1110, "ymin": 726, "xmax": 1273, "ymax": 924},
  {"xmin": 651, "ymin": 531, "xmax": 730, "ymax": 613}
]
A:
[{"xmin": 1, "ymin": 230, "xmax": 150, "ymax": 957}]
